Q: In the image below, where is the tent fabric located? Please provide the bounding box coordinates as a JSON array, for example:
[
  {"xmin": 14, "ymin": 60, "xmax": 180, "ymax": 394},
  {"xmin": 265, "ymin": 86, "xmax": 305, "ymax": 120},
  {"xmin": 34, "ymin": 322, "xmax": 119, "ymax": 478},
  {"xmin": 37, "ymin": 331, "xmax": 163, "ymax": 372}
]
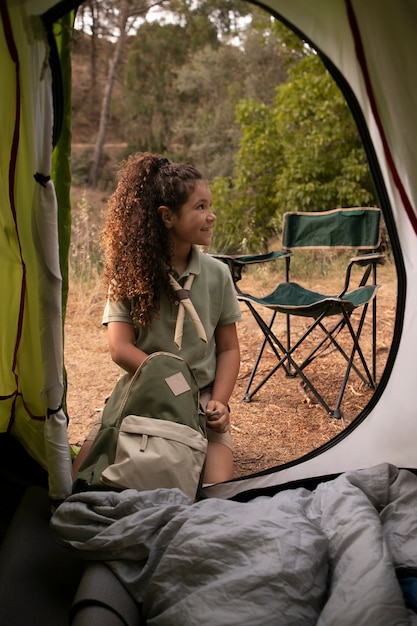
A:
[
  {"xmin": 206, "ymin": 0, "xmax": 417, "ymax": 499},
  {"xmin": 0, "ymin": 0, "xmax": 74, "ymax": 500},
  {"xmin": 1, "ymin": 1, "xmax": 51, "ymax": 459},
  {"xmin": 0, "ymin": 485, "xmax": 85, "ymax": 626},
  {"xmin": 1, "ymin": 0, "xmax": 417, "ymax": 503}
]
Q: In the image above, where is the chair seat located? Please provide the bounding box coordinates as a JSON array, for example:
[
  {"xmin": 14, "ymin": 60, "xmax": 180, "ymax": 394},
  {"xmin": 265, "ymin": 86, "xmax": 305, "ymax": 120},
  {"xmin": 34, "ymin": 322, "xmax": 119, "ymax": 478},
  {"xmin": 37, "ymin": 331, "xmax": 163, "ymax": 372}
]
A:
[{"xmin": 239, "ymin": 282, "xmax": 379, "ymax": 318}]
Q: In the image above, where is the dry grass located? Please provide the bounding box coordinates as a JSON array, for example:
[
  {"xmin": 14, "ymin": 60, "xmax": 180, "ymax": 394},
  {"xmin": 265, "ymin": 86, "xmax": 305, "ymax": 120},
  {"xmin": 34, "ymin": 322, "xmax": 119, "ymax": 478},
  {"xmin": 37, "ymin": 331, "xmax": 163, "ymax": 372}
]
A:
[{"xmin": 65, "ymin": 256, "xmax": 396, "ymax": 480}]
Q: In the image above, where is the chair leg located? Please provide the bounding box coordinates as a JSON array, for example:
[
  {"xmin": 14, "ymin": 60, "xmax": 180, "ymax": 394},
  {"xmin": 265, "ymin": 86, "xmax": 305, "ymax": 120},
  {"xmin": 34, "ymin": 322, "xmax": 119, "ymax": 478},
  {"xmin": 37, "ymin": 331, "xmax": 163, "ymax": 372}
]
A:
[
  {"xmin": 313, "ymin": 318, "xmax": 374, "ymax": 387},
  {"xmin": 242, "ymin": 310, "xmax": 278, "ymax": 398},
  {"xmin": 242, "ymin": 301, "xmax": 376, "ymax": 418},
  {"xmin": 242, "ymin": 307, "xmax": 335, "ymax": 416},
  {"xmin": 329, "ymin": 305, "xmax": 377, "ymax": 417},
  {"xmin": 296, "ymin": 302, "xmax": 376, "ymax": 389},
  {"xmin": 343, "ymin": 305, "xmax": 376, "ymax": 386},
  {"xmin": 242, "ymin": 304, "xmax": 292, "ymax": 403}
]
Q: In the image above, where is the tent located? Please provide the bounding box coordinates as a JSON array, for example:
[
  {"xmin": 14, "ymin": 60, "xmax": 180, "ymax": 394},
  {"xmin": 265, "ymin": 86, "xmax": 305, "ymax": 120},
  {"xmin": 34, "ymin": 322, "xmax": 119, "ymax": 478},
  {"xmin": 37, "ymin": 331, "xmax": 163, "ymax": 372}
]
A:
[
  {"xmin": 1, "ymin": 0, "xmax": 417, "ymax": 622},
  {"xmin": 0, "ymin": 0, "xmax": 79, "ymax": 505},
  {"xmin": 208, "ymin": 0, "xmax": 417, "ymax": 498},
  {"xmin": 1, "ymin": 0, "xmax": 416, "ymax": 502}
]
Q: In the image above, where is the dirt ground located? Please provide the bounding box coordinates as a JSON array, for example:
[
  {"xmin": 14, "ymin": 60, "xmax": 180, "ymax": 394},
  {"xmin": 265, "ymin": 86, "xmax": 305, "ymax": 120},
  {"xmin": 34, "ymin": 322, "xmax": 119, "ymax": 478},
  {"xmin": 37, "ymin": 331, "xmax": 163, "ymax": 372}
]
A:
[{"xmin": 65, "ymin": 261, "xmax": 396, "ymax": 479}]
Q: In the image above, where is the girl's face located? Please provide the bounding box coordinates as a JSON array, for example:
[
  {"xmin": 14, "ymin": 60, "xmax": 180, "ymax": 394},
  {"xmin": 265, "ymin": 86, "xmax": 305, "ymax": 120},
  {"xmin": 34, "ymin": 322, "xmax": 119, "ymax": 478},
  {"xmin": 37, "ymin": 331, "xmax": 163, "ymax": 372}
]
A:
[{"xmin": 170, "ymin": 180, "xmax": 215, "ymax": 248}]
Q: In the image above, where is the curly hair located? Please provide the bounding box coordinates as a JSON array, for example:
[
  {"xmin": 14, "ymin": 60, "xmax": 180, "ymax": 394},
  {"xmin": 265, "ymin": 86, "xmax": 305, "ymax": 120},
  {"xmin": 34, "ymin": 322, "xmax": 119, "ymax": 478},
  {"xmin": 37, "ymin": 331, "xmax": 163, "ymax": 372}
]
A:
[{"xmin": 102, "ymin": 152, "xmax": 204, "ymax": 327}]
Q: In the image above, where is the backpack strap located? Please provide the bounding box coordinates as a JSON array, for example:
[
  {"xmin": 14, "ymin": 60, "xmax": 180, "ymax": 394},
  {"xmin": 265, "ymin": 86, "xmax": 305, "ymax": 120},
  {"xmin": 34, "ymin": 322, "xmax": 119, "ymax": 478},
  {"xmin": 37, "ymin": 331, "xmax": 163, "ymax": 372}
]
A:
[{"xmin": 169, "ymin": 273, "xmax": 207, "ymax": 349}]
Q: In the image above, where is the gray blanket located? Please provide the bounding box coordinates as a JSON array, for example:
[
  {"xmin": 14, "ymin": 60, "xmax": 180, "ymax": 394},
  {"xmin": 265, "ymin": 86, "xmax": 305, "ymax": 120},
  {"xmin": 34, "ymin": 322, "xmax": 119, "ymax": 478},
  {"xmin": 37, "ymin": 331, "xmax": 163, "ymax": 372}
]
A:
[{"xmin": 51, "ymin": 463, "xmax": 417, "ymax": 625}]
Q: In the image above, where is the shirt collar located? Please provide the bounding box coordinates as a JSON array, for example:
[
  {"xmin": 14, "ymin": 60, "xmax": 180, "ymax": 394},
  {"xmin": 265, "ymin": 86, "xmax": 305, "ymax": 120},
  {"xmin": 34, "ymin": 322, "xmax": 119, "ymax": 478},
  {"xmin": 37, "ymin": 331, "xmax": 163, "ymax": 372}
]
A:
[{"xmin": 176, "ymin": 245, "xmax": 201, "ymax": 280}]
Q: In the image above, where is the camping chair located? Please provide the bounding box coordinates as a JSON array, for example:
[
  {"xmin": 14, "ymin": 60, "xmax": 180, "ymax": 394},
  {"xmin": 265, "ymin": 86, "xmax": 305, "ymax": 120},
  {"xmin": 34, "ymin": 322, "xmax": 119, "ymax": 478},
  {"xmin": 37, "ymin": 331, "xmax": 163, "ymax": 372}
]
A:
[{"xmin": 216, "ymin": 208, "xmax": 384, "ymax": 418}]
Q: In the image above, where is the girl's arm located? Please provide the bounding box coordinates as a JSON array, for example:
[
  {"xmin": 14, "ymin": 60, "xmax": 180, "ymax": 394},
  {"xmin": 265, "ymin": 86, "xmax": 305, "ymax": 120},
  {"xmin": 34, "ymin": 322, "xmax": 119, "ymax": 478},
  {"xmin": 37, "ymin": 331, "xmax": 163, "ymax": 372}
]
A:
[
  {"xmin": 206, "ymin": 322, "xmax": 240, "ymax": 432},
  {"xmin": 107, "ymin": 321, "xmax": 148, "ymax": 375}
]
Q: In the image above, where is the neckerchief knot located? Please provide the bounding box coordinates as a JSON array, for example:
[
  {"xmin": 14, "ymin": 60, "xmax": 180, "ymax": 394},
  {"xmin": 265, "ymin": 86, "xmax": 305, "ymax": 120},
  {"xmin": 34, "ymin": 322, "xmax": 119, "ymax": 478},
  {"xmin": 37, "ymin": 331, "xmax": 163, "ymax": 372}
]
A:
[{"xmin": 169, "ymin": 273, "xmax": 207, "ymax": 349}]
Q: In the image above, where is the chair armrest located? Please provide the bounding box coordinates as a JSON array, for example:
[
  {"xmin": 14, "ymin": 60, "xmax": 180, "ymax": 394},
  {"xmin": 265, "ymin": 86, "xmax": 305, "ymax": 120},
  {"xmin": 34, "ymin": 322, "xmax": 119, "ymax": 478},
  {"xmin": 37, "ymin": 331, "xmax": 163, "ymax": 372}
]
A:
[
  {"xmin": 339, "ymin": 252, "xmax": 385, "ymax": 297},
  {"xmin": 210, "ymin": 250, "xmax": 291, "ymax": 266},
  {"xmin": 232, "ymin": 250, "xmax": 292, "ymax": 265},
  {"xmin": 209, "ymin": 254, "xmax": 245, "ymax": 284},
  {"xmin": 349, "ymin": 252, "xmax": 385, "ymax": 266},
  {"xmin": 210, "ymin": 251, "xmax": 291, "ymax": 285}
]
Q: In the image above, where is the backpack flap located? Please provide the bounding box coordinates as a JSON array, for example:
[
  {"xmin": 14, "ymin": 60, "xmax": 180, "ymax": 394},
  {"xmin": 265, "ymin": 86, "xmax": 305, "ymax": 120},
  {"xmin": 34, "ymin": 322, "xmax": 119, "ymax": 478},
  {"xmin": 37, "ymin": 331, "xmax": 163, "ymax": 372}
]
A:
[{"xmin": 100, "ymin": 415, "xmax": 208, "ymax": 500}]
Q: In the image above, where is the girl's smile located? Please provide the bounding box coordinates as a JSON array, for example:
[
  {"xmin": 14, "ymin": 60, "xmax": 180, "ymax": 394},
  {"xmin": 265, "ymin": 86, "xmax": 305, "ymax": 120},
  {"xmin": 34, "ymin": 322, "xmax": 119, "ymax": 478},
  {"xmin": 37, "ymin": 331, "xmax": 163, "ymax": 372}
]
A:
[{"xmin": 170, "ymin": 180, "xmax": 215, "ymax": 248}]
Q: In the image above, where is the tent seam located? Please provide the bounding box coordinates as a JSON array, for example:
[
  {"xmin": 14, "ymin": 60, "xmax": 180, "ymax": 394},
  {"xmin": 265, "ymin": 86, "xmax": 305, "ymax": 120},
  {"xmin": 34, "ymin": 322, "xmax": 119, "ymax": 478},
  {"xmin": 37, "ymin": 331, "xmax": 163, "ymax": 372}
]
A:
[{"xmin": 345, "ymin": 0, "xmax": 417, "ymax": 235}]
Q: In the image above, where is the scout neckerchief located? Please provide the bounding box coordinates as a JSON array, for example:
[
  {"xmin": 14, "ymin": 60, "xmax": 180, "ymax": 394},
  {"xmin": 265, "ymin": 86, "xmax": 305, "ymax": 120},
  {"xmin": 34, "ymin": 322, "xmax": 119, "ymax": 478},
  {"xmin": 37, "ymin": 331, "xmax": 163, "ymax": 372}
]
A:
[{"xmin": 168, "ymin": 273, "xmax": 207, "ymax": 349}]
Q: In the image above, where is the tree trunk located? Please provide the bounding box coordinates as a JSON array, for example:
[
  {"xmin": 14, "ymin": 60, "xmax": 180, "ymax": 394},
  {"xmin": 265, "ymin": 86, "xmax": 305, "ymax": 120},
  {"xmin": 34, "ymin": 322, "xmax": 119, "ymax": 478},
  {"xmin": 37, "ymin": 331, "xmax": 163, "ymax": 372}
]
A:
[{"xmin": 88, "ymin": 2, "xmax": 129, "ymax": 189}]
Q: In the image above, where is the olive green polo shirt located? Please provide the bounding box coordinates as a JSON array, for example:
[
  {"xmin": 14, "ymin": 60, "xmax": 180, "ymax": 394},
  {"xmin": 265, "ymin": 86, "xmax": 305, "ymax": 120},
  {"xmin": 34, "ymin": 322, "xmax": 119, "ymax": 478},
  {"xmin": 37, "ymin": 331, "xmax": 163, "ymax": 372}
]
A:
[{"xmin": 102, "ymin": 246, "xmax": 241, "ymax": 389}]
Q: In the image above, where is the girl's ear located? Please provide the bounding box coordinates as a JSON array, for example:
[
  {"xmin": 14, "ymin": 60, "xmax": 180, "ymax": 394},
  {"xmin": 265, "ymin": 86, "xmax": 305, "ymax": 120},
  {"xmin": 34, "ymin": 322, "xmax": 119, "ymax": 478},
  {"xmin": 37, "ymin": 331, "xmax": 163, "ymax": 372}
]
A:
[{"xmin": 158, "ymin": 205, "xmax": 174, "ymax": 228}]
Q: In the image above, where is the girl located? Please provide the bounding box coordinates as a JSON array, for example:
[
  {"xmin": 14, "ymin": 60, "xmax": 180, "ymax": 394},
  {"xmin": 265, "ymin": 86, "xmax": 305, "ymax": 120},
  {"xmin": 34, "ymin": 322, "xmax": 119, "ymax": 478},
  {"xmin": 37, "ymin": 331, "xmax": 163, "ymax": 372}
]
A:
[{"xmin": 96, "ymin": 152, "xmax": 241, "ymax": 484}]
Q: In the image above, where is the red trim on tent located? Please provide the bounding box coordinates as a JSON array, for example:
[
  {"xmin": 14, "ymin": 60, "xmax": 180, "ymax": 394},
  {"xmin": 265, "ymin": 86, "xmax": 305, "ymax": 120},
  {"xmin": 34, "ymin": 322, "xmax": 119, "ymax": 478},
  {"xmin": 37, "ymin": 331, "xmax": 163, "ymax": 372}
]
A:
[
  {"xmin": 346, "ymin": 0, "xmax": 417, "ymax": 235},
  {"xmin": 0, "ymin": 3, "xmax": 45, "ymax": 425}
]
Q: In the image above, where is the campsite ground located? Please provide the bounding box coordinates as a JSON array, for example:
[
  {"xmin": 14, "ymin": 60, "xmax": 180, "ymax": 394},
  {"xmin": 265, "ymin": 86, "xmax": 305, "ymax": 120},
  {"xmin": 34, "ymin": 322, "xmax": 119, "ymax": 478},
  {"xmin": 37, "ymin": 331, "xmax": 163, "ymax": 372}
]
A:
[{"xmin": 65, "ymin": 195, "xmax": 397, "ymax": 479}]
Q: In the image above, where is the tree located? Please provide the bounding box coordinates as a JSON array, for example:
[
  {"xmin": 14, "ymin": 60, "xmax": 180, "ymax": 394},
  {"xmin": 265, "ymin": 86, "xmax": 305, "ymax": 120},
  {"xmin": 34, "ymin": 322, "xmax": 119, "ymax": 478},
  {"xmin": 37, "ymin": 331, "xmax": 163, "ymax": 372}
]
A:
[
  {"xmin": 171, "ymin": 43, "xmax": 245, "ymax": 178},
  {"xmin": 87, "ymin": 0, "xmax": 168, "ymax": 189},
  {"xmin": 83, "ymin": 0, "xmax": 251, "ymax": 188},
  {"xmin": 211, "ymin": 35, "xmax": 376, "ymax": 253},
  {"xmin": 158, "ymin": 8, "xmax": 287, "ymax": 179},
  {"xmin": 122, "ymin": 18, "xmax": 218, "ymax": 155},
  {"xmin": 273, "ymin": 52, "xmax": 375, "ymax": 215},
  {"xmin": 211, "ymin": 99, "xmax": 284, "ymax": 253}
]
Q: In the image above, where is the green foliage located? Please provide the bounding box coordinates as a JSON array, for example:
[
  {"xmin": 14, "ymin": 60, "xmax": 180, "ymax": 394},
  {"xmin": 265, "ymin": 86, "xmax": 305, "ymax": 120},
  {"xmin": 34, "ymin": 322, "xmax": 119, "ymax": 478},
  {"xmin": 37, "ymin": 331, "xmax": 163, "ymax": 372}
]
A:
[
  {"xmin": 269, "ymin": 19, "xmax": 308, "ymax": 69},
  {"xmin": 169, "ymin": 0, "xmax": 250, "ymax": 36},
  {"xmin": 210, "ymin": 97, "xmax": 284, "ymax": 253},
  {"xmin": 171, "ymin": 43, "xmax": 244, "ymax": 178},
  {"xmin": 73, "ymin": 7, "xmax": 377, "ymax": 259},
  {"xmin": 121, "ymin": 6, "xmax": 288, "ymax": 179},
  {"xmin": 273, "ymin": 53, "xmax": 375, "ymax": 215},
  {"xmin": 123, "ymin": 21, "xmax": 196, "ymax": 154},
  {"xmin": 210, "ymin": 175, "xmax": 246, "ymax": 253},
  {"xmin": 216, "ymin": 45, "xmax": 377, "ymax": 251}
]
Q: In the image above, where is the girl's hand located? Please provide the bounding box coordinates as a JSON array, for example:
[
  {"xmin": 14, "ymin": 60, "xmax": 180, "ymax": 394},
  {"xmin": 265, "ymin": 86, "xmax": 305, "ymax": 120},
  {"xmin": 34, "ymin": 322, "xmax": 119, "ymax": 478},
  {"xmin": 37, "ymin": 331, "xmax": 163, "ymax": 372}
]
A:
[{"xmin": 205, "ymin": 402, "xmax": 230, "ymax": 433}]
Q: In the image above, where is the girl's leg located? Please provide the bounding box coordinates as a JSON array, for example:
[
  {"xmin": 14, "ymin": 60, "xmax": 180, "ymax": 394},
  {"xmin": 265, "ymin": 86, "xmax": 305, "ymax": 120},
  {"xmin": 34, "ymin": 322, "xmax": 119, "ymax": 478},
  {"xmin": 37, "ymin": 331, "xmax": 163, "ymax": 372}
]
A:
[
  {"xmin": 200, "ymin": 389, "xmax": 234, "ymax": 484},
  {"xmin": 71, "ymin": 420, "xmax": 101, "ymax": 477},
  {"xmin": 72, "ymin": 439, "xmax": 93, "ymax": 477},
  {"xmin": 204, "ymin": 439, "xmax": 234, "ymax": 484}
]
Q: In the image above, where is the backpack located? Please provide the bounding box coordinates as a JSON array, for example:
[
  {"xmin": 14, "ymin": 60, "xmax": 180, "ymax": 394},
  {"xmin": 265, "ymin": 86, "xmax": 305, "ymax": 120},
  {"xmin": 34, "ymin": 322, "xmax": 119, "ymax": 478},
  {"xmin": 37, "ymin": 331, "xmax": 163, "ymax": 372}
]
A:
[{"xmin": 73, "ymin": 351, "xmax": 208, "ymax": 502}]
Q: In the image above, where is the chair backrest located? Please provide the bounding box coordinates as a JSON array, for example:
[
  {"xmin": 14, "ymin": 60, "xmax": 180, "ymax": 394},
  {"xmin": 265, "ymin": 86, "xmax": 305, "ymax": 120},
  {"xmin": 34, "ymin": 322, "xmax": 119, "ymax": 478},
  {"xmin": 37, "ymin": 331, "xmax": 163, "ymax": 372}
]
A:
[{"xmin": 282, "ymin": 208, "xmax": 381, "ymax": 250}]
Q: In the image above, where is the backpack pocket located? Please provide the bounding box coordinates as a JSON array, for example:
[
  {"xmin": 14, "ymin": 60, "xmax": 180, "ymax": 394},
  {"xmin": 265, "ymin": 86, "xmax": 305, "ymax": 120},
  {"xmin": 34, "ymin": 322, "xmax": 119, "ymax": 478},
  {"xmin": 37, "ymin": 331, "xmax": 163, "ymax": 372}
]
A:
[{"xmin": 100, "ymin": 414, "xmax": 208, "ymax": 501}]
